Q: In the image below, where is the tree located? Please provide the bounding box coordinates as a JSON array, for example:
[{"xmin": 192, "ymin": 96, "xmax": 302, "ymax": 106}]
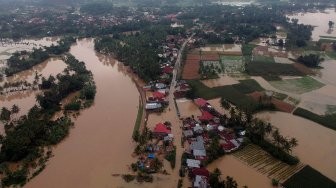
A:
[
  {"xmin": 0, "ymin": 107, "xmax": 11, "ymax": 122},
  {"xmin": 328, "ymin": 21, "xmax": 334, "ymax": 29},
  {"xmin": 225, "ymin": 176, "xmax": 238, "ymax": 188},
  {"xmin": 11, "ymin": 105, "xmax": 20, "ymax": 115},
  {"xmin": 221, "ymin": 98, "xmax": 231, "ymax": 110}
]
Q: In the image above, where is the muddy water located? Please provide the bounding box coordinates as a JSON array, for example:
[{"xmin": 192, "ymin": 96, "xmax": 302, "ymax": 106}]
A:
[
  {"xmin": 0, "ymin": 58, "xmax": 67, "ymax": 134},
  {"xmin": 3, "ymin": 58, "xmax": 67, "ymax": 84},
  {"xmin": 256, "ymin": 112, "xmax": 336, "ymax": 181},
  {"xmin": 314, "ymin": 59, "xmax": 336, "ymax": 87},
  {"xmin": 0, "ymin": 37, "xmax": 59, "ymax": 60},
  {"xmin": 287, "ymin": 9, "xmax": 336, "ymax": 41},
  {"xmin": 201, "ymin": 76, "xmax": 239, "ymax": 88},
  {"xmin": 24, "ymin": 38, "xmax": 140, "ymax": 188},
  {"xmin": 208, "ymin": 155, "xmax": 271, "ymax": 188}
]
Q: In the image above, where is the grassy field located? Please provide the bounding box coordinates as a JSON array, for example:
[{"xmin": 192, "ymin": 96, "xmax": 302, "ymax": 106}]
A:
[
  {"xmin": 245, "ymin": 61, "xmax": 304, "ymax": 80},
  {"xmin": 133, "ymin": 101, "xmax": 144, "ymax": 137},
  {"xmin": 187, "ymin": 80, "xmax": 257, "ymax": 111},
  {"xmin": 283, "ymin": 165, "xmax": 336, "ymax": 188},
  {"xmin": 269, "ymin": 76, "xmax": 325, "ymax": 94},
  {"xmin": 232, "ymin": 79, "xmax": 264, "ymax": 94},
  {"xmin": 220, "ymin": 55, "xmax": 244, "ymax": 73},
  {"xmin": 327, "ymin": 52, "xmax": 336, "ymax": 60},
  {"xmin": 242, "ymin": 44, "xmax": 257, "ymax": 63},
  {"xmin": 293, "ymin": 107, "xmax": 336, "ymax": 131},
  {"xmin": 253, "ymin": 55, "xmax": 275, "ymax": 63}
]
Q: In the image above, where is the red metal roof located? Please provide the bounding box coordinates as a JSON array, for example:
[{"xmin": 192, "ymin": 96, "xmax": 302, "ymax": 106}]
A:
[
  {"xmin": 192, "ymin": 168, "xmax": 210, "ymax": 178},
  {"xmin": 195, "ymin": 98, "xmax": 208, "ymax": 107},
  {"xmin": 153, "ymin": 123, "xmax": 171, "ymax": 134},
  {"xmin": 153, "ymin": 92, "xmax": 165, "ymax": 99},
  {"xmin": 198, "ymin": 111, "xmax": 214, "ymax": 121}
]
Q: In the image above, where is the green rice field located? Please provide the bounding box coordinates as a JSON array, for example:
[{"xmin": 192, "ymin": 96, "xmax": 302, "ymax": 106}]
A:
[{"xmin": 269, "ymin": 76, "xmax": 325, "ymax": 94}]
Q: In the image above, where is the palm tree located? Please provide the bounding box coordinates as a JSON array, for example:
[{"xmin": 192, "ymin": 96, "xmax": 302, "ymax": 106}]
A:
[
  {"xmin": 289, "ymin": 138, "xmax": 298, "ymax": 153},
  {"xmin": 221, "ymin": 98, "xmax": 230, "ymax": 110},
  {"xmin": 225, "ymin": 176, "xmax": 238, "ymax": 188}
]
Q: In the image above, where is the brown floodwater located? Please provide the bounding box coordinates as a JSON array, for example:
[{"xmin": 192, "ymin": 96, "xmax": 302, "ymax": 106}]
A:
[
  {"xmin": 0, "ymin": 37, "xmax": 59, "ymax": 60},
  {"xmin": 256, "ymin": 112, "xmax": 336, "ymax": 181},
  {"xmin": 201, "ymin": 76, "xmax": 239, "ymax": 88},
  {"xmin": 208, "ymin": 155, "xmax": 271, "ymax": 188},
  {"xmin": 24, "ymin": 38, "xmax": 141, "ymax": 188},
  {"xmin": 287, "ymin": 8, "xmax": 336, "ymax": 41},
  {"xmin": 4, "ymin": 58, "xmax": 67, "ymax": 84}
]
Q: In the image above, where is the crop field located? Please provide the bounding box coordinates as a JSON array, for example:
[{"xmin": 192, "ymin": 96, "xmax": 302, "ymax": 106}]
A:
[
  {"xmin": 233, "ymin": 144, "xmax": 305, "ymax": 183},
  {"xmin": 269, "ymin": 76, "xmax": 325, "ymax": 94},
  {"xmin": 245, "ymin": 61, "xmax": 304, "ymax": 80},
  {"xmin": 252, "ymin": 55, "xmax": 275, "ymax": 63},
  {"xmin": 220, "ymin": 55, "xmax": 244, "ymax": 73},
  {"xmin": 283, "ymin": 165, "xmax": 336, "ymax": 188}
]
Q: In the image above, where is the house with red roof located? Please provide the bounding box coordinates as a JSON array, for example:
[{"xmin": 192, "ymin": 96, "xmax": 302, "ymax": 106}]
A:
[
  {"xmin": 192, "ymin": 168, "xmax": 210, "ymax": 178},
  {"xmin": 198, "ymin": 111, "xmax": 214, "ymax": 122},
  {"xmin": 194, "ymin": 98, "xmax": 208, "ymax": 107},
  {"xmin": 153, "ymin": 123, "xmax": 171, "ymax": 137}
]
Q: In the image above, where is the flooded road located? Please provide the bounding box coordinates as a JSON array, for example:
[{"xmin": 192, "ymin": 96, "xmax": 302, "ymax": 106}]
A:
[
  {"xmin": 287, "ymin": 8, "xmax": 336, "ymax": 41},
  {"xmin": 256, "ymin": 112, "xmax": 336, "ymax": 181},
  {"xmin": 25, "ymin": 38, "xmax": 140, "ymax": 188}
]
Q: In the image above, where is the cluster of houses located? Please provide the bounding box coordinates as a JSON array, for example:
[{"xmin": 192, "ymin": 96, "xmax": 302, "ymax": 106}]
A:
[
  {"xmin": 144, "ymin": 35, "xmax": 187, "ymax": 112},
  {"xmin": 181, "ymin": 98, "xmax": 245, "ymax": 187},
  {"xmin": 133, "ymin": 122, "xmax": 175, "ymax": 173}
]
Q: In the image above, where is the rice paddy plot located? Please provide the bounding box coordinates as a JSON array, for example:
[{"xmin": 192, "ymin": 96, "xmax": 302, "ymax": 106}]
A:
[
  {"xmin": 253, "ymin": 55, "xmax": 275, "ymax": 63},
  {"xmin": 233, "ymin": 144, "xmax": 305, "ymax": 182},
  {"xmin": 269, "ymin": 76, "xmax": 325, "ymax": 94},
  {"xmin": 220, "ymin": 55, "xmax": 244, "ymax": 74}
]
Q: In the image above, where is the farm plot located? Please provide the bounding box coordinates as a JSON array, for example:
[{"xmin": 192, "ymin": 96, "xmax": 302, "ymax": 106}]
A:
[
  {"xmin": 233, "ymin": 144, "xmax": 305, "ymax": 183},
  {"xmin": 252, "ymin": 55, "xmax": 275, "ymax": 63},
  {"xmin": 220, "ymin": 55, "xmax": 244, "ymax": 74},
  {"xmin": 199, "ymin": 61, "xmax": 221, "ymax": 79},
  {"xmin": 269, "ymin": 76, "xmax": 325, "ymax": 94},
  {"xmin": 182, "ymin": 59, "xmax": 201, "ymax": 80}
]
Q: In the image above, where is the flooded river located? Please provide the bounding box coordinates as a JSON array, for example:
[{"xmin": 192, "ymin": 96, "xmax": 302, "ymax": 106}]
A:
[
  {"xmin": 287, "ymin": 8, "xmax": 336, "ymax": 41},
  {"xmin": 24, "ymin": 38, "xmax": 140, "ymax": 188},
  {"xmin": 256, "ymin": 112, "xmax": 336, "ymax": 181}
]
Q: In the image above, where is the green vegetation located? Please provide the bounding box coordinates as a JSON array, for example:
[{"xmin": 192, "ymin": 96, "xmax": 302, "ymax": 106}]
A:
[
  {"xmin": 326, "ymin": 52, "xmax": 336, "ymax": 60},
  {"xmin": 133, "ymin": 102, "xmax": 144, "ymax": 138},
  {"xmin": 283, "ymin": 165, "xmax": 336, "ymax": 188},
  {"xmin": 232, "ymin": 79, "xmax": 264, "ymax": 94},
  {"xmin": 209, "ymin": 168, "xmax": 238, "ymax": 188},
  {"xmin": 252, "ymin": 55, "xmax": 275, "ymax": 63},
  {"xmin": 187, "ymin": 80, "xmax": 257, "ymax": 112},
  {"xmin": 270, "ymin": 76, "xmax": 325, "ymax": 94},
  {"xmin": 199, "ymin": 61, "xmax": 220, "ymax": 79},
  {"xmin": 0, "ymin": 55, "xmax": 96, "ymax": 187},
  {"xmin": 293, "ymin": 108, "xmax": 336, "ymax": 131},
  {"xmin": 165, "ymin": 146, "xmax": 176, "ymax": 169},
  {"xmin": 95, "ymin": 26, "xmax": 185, "ymax": 81},
  {"xmin": 245, "ymin": 61, "xmax": 304, "ymax": 80},
  {"xmin": 242, "ymin": 44, "xmax": 256, "ymax": 62},
  {"xmin": 297, "ymin": 54, "xmax": 324, "ymax": 67},
  {"xmin": 64, "ymin": 99, "xmax": 81, "ymax": 111},
  {"xmin": 220, "ymin": 56, "xmax": 244, "ymax": 73}
]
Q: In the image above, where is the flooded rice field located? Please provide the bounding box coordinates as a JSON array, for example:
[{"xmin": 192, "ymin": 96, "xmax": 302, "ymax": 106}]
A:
[
  {"xmin": 24, "ymin": 38, "xmax": 141, "ymax": 188},
  {"xmin": 201, "ymin": 76, "xmax": 239, "ymax": 88},
  {"xmin": 0, "ymin": 37, "xmax": 59, "ymax": 60},
  {"xmin": 256, "ymin": 112, "xmax": 336, "ymax": 181},
  {"xmin": 287, "ymin": 8, "xmax": 336, "ymax": 41}
]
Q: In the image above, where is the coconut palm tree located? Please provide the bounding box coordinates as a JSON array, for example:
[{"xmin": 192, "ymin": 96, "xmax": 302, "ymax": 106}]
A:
[{"xmin": 225, "ymin": 176, "xmax": 238, "ymax": 188}]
